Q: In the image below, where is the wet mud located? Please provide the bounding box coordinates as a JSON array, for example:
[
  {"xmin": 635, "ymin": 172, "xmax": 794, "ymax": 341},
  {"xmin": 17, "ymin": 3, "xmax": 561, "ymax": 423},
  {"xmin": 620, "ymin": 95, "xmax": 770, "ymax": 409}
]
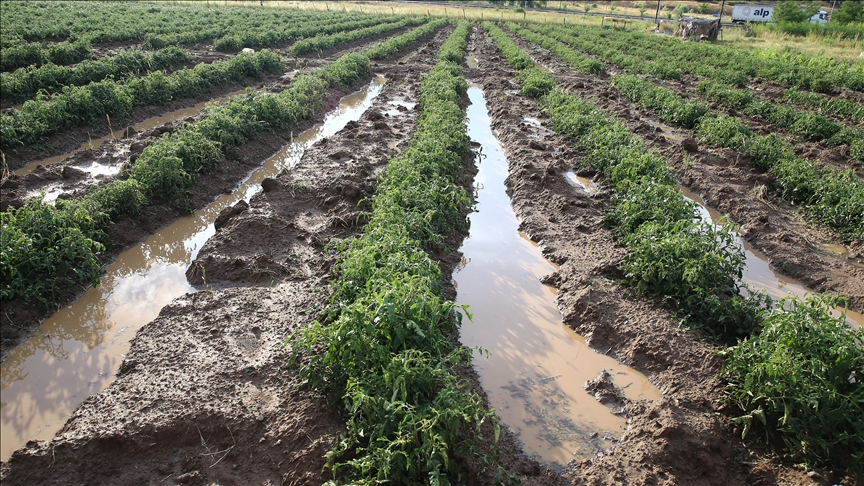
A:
[
  {"xmin": 505, "ymin": 26, "xmax": 864, "ymax": 319},
  {"xmin": 0, "ymin": 25, "xmax": 451, "ymax": 357},
  {"xmin": 2, "ymin": 24, "xmax": 859, "ymax": 486},
  {"xmin": 455, "ymin": 85, "xmax": 661, "ymax": 465},
  {"xmin": 468, "ymin": 28, "xmax": 844, "ymax": 485},
  {"xmin": 0, "ymin": 28, "xmax": 479, "ymax": 486}
]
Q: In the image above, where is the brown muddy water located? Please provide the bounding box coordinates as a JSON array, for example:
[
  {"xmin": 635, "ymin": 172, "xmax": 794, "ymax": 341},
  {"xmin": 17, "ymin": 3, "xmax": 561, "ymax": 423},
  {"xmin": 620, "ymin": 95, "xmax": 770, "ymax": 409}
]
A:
[
  {"xmin": 679, "ymin": 185, "xmax": 863, "ymax": 329},
  {"xmin": 453, "ymin": 86, "xmax": 662, "ymax": 466},
  {"xmin": 14, "ymin": 90, "xmax": 247, "ymax": 177},
  {"xmin": 0, "ymin": 75, "xmax": 387, "ymax": 460}
]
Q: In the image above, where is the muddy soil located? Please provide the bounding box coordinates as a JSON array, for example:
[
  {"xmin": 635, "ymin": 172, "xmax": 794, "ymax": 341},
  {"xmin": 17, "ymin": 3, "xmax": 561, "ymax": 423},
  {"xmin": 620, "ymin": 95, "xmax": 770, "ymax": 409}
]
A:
[
  {"xmin": 468, "ymin": 28, "xmax": 854, "ymax": 485},
  {"xmin": 0, "ymin": 26, "xmax": 524, "ymax": 486},
  {"xmin": 3, "ymin": 25, "xmax": 859, "ymax": 485},
  {"xmin": 0, "ymin": 24, "xmax": 418, "ymax": 171},
  {"xmin": 504, "ymin": 26, "xmax": 864, "ymax": 317},
  {"xmin": 0, "ymin": 27, "xmax": 447, "ymax": 359}
]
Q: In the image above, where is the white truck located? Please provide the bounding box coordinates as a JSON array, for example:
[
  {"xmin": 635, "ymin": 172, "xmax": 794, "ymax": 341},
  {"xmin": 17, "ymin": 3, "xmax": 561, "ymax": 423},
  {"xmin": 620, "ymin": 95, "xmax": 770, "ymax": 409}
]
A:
[{"xmin": 731, "ymin": 4, "xmax": 828, "ymax": 24}]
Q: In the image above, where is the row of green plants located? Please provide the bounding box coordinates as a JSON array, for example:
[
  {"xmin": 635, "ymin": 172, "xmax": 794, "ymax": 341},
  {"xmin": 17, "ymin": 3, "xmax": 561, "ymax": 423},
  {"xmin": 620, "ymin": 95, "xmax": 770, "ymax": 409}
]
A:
[
  {"xmin": 365, "ymin": 18, "xmax": 448, "ymax": 60},
  {"xmin": 521, "ymin": 22, "xmax": 863, "ymax": 94},
  {"xmin": 289, "ymin": 17, "xmax": 427, "ymax": 56},
  {"xmin": 0, "ymin": 39, "xmax": 92, "ymax": 72},
  {"xmin": 1, "ymin": 46, "xmax": 192, "ymax": 104},
  {"xmin": 563, "ymin": 23, "xmax": 863, "ymax": 93},
  {"xmin": 607, "ymin": 74, "xmax": 863, "ymax": 241},
  {"xmin": 291, "ymin": 21, "xmax": 508, "ymax": 485},
  {"xmin": 696, "ymin": 80, "xmax": 863, "ymax": 156},
  {"xmin": 524, "ymin": 24, "xmax": 697, "ymax": 82},
  {"xmin": 209, "ymin": 15, "xmax": 391, "ymax": 53},
  {"xmin": 0, "ymin": 48, "xmax": 373, "ymax": 309},
  {"xmin": 486, "ymin": 25, "xmax": 863, "ymax": 474},
  {"xmin": 0, "ymin": 2, "xmax": 355, "ymax": 48},
  {"xmin": 0, "ymin": 50, "xmax": 283, "ymax": 150},
  {"xmin": 783, "ymin": 88, "xmax": 864, "ymax": 125},
  {"xmin": 511, "ymin": 23, "xmax": 864, "ymax": 141},
  {"xmin": 503, "ymin": 22, "xmax": 604, "ymax": 75},
  {"xmin": 480, "ymin": 21, "xmax": 534, "ymax": 70},
  {"xmin": 137, "ymin": 11, "xmax": 367, "ymax": 50},
  {"xmin": 0, "ymin": 3, "xmax": 411, "ymax": 58}
]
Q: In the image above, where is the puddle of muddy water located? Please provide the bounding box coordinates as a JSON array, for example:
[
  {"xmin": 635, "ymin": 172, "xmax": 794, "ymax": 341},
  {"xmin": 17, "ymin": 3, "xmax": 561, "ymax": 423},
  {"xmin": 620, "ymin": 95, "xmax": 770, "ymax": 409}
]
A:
[
  {"xmin": 679, "ymin": 185, "xmax": 862, "ymax": 329},
  {"xmin": 14, "ymin": 90, "xmax": 248, "ymax": 177},
  {"xmin": 467, "ymin": 53, "xmax": 479, "ymax": 69},
  {"xmin": 454, "ymin": 86, "xmax": 661, "ymax": 466},
  {"xmin": 0, "ymin": 75, "xmax": 388, "ymax": 461},
  {"xmin": 564, "ymin": 170, "xmax": 599, "ymax": 194}
]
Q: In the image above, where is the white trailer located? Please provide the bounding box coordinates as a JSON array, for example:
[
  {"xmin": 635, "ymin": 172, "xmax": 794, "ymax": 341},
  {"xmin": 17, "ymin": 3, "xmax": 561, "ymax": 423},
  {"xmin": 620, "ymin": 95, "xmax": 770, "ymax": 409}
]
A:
[
  {"xmin": 732, "ymin": 4, "xmax": 829, "ymax": 24},
  {"xmin": 731, "ymin": 4, "xmax": 774, "ymax": 23}
]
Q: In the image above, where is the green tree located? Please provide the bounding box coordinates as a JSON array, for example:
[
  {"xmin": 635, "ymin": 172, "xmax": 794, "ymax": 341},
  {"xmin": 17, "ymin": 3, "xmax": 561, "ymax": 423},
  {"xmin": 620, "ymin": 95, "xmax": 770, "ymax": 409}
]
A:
[
  {"xmin": 832, "ymin": 0, "xmax": 864, "ymax": 24},
  {"xmin": 673, "ymin": 3, "xmax": 690, "ymax": 18},
  {"xmin": 698, "ymin": 2, "xmax": 710, "ymax": 14},
  {"xmin": 774, "ymin": 0, "xmax": 820, "ymax": 23}
]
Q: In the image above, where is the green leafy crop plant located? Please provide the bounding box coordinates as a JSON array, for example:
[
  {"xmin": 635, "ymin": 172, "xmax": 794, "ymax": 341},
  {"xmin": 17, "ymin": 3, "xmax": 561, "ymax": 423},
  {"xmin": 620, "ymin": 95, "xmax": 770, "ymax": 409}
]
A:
[
  {"xmin": 481, "ymin": 22, "xmax": 534, "ymax": 71},
  {"xmin": 696, "ymin": 80, "xmax": 863, "ymax": 151},
  {"xmin": 291, "ymin": 21, "xmax": 508, "ymax": 485},
  {"xmin": 1, "ymin": 46, "xmax": 192, "ymax": 104},
  {"xmin": 289, "ymin": 18, "xmax": 427, "ymax": 56},
  {"xmin": 505, "ymin": 22, "xmax": 604, "ymax": 75},
  {"xmin": 0, "ymin": 49, "xmax": 284, "ymax": 150},
  {"xmin": 720, "ymin": 295, "xmax": 864, "ymax": 474},
  {"xmin": 365, "ymin": 19, "xmax": 449, "ymax": 61}
]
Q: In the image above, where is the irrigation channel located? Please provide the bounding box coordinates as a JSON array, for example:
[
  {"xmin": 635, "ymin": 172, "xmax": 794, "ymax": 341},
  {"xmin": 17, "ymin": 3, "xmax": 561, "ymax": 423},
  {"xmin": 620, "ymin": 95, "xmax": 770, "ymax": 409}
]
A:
[
  {"xmin": 454, "ymin": 85, "xmax": 662, "ymax": 465},
  {"xmin": 0, "ymin": 75, "xmax": 387, "ymax": 460}
]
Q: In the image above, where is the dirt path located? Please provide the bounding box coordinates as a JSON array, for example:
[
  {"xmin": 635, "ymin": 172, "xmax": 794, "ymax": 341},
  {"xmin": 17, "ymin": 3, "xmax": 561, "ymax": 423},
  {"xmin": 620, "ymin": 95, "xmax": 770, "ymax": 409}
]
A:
[{"xmin": 503, "ymin": 27, "xmax": 864, "ymax": 317}]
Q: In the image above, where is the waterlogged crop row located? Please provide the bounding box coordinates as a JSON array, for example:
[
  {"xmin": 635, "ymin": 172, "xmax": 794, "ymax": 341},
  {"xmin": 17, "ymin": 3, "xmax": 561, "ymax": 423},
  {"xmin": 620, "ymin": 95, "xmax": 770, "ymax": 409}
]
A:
[
  {"xmin": 291, "ymin": 21, "xmax": 506, "ymax": 485},
  {"xmin": 536, "ymin": 23, "xmax": 863, "ymax": 93},
  {"xmin": 696, "ymin": 80, "xmax": 864, "ymax": 153},
  {"xmin": 609, "ymin": 75, "xmax": 863, "ymax": 240},
  {"xmin": 487, "ymin": 26, "xmax": 863, "ymax": 474},
  {"xmin": 289, "ymin": 17, "xmax": 426, "ymax": 56},
  {"xmin": 1, "ymin": 50, "xmax": 371, "ymax": 310},
  {"xmin": 210, "ymin": 15, "xmax": 391, "ymax": 53},
  {"xmin": 1, "ymin": 2, "xmax": 353, "ymax": 48},
  {"xmin": 1, "ymin": 46, "xmax": 192, "ymax": 104},
  {"xmin": 503, "ymin": 22, "xmax": 604, "ymax": 75},
  {"xmin": 0, "ymin": 50, "xmax": 283, "ymax": 150},
  {"xmin": 481, "ymin": 21, "xmax": 533, "ymax": 70},
  {"xmin": 523, "ymin": 24, "xmax": 689, "ymax": 81},
  {"xmin": 783, "ymin": 89, "xmax": 864, "ymax": 124},
  {"xmin": 0, "ymin": 39, "xmax": 92, "ymax": 72},
  {"xmin": 365, "ymin": 18, "xmax": 448, "ymax": 60}
]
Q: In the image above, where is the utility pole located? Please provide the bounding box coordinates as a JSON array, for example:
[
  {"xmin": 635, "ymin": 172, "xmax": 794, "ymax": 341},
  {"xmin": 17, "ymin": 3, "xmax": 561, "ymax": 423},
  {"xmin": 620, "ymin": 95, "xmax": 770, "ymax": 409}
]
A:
[
  {"xmin": 830, "ymin": 0, "xmax": 837, "ymax": 16},
  {"xmin": 719, "ymin": 0, "xmax": 725, "ymax": 22},
  {"xmin": 654, "ymin": 0, "xmax": 661, "ymax": 24}
]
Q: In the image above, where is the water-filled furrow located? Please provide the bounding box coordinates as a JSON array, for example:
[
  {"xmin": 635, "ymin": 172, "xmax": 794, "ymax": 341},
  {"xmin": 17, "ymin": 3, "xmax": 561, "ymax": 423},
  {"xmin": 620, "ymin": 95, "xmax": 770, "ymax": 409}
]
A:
[
  {"xmin": 678, "ymin": 186, "xmax": 863, "ymax": 329},
  {"xmin": 14, "ymin": 89, "xmax": 247, "ymax": 177},
  {"xmin": 453, "ymin": 86, "xmax": 661, "ymax": 466},
  {"xmin": 0, "ymin": 75, "xmax": 387, "ymax": 460},
  {"xmin": 562, "ymin": 173, "xmax": 861, "ymax": 328}
]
